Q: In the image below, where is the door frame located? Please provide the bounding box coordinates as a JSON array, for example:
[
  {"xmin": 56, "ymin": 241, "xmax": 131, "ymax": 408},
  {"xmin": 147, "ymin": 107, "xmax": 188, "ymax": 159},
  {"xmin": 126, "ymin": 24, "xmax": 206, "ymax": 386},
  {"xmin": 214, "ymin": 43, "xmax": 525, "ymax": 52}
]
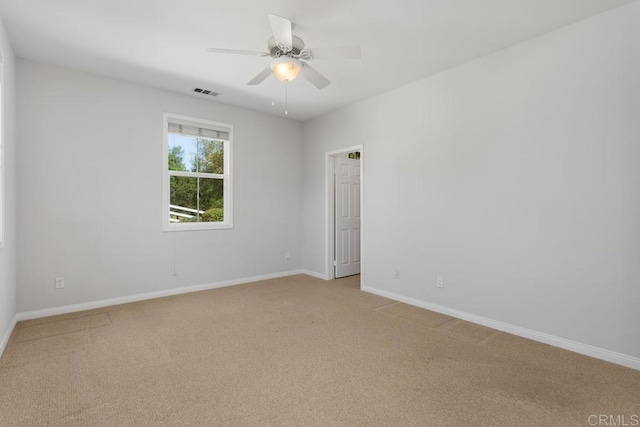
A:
[{"xmin": 325, "ymin": 144, "xmax": 364, "ymax": 282}]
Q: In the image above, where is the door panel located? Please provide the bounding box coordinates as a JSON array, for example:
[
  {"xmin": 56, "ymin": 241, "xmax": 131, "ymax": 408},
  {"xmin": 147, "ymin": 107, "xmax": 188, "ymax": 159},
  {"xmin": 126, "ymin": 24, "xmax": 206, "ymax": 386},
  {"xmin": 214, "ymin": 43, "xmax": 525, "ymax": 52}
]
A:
[
  {"xmin": 354, "ymin": 183, "xmax": 361, "ymax": 218},
  {"xmin": 341, "ymin": 183, "xmax": 350, "ymax": 217},
  {"xmin": 335, "ymin": 157, "xmax": 361, "ymax": 278},
  {"xmin": 341, "ymin": 229, "xmax": 350, "ymax": 265}
]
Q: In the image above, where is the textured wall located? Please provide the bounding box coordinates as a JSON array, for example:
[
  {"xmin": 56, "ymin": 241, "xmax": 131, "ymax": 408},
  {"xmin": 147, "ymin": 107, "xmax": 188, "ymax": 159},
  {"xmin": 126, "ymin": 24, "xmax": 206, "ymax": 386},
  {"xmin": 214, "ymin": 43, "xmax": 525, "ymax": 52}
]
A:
[
  {"xmin": 17, "ymin": 60, "xmax": 303, "ymax": 312},
  {"xmin": 0, "ymin": 15, "xmax": 17, "ymax": 351},
  {"xmin": 302, "ymin": 3, "xmax": 640, "ymax": 358}
]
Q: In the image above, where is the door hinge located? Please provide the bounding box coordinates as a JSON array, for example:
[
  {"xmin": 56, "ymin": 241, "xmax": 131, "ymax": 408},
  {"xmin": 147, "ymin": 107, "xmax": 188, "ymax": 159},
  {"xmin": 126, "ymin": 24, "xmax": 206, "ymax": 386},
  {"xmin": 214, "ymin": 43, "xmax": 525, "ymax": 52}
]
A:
[{"xmin": 333, "ymin": 260, "xmax": 337, "ymax": 267}]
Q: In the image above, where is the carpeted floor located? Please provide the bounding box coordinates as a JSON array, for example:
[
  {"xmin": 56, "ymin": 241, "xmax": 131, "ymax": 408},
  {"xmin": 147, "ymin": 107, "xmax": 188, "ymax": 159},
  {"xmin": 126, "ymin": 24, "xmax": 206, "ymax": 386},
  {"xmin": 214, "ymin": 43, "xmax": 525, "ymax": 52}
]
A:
[{"xmin": 1, "ymin": 274, "xmax": 638, "ymax": 426}]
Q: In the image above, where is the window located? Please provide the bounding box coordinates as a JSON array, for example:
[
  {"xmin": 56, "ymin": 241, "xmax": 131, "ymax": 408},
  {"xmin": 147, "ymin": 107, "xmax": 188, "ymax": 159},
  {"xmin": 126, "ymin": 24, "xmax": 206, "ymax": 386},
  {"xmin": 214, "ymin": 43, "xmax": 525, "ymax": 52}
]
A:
[
  {"xmin": 0, "ymin": 52, "xmax": 4, "ymax": 247},
  {"xmin": 163, "ymin": 113, "xmax": 233, "ymax": 231}
]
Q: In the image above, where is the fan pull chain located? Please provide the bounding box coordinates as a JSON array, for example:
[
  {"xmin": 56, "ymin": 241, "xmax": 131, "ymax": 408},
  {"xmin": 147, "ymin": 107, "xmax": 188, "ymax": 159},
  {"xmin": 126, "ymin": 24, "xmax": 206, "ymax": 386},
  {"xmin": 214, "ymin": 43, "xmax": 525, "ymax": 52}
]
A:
[{"xmin": 284, "ymin": 82, "xmax": 289, "ymax": 115}]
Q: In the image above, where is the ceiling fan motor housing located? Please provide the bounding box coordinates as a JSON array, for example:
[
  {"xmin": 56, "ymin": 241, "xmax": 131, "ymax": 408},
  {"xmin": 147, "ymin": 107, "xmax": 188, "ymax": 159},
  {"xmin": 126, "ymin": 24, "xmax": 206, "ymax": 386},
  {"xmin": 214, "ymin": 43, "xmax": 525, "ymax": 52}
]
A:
[{"xmin": 268, "ymin": 35, "xmax": 305, "ymax": 57}]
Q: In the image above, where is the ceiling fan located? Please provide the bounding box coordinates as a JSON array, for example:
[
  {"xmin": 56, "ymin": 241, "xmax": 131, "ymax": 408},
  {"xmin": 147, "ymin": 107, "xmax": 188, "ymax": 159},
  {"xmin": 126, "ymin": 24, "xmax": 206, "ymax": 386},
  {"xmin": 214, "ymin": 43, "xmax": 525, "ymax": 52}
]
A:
[{"xmin": 207, "ymin": 14, "xmax": 361, "ymax": 89}]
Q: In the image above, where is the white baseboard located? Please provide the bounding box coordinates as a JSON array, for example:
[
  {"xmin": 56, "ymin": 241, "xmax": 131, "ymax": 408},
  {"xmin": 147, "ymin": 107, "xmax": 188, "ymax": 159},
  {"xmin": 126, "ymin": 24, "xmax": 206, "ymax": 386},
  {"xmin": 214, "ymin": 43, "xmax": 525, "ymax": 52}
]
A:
[
  {"xmin": 0, "ymin": 315, "xmax": 17, "ymax": 360},
  {"xmin": 362, "ymin": 285, "xmax": 640, "ymax": 371},
  {"xmin": 16, "ymin": 270, "xmax": 309, "ymax": 322},
  {"xmin": 299, "ymin": 270, "xmax": 330, "ymax": 280}
]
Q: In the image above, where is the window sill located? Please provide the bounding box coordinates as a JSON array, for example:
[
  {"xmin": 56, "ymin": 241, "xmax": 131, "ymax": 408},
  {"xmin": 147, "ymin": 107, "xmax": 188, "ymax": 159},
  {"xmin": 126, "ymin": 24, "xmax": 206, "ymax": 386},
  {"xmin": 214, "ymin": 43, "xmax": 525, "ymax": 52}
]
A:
[{"xmin": 163, "ymin": 222, "xmax": 233, "ymax": 232}]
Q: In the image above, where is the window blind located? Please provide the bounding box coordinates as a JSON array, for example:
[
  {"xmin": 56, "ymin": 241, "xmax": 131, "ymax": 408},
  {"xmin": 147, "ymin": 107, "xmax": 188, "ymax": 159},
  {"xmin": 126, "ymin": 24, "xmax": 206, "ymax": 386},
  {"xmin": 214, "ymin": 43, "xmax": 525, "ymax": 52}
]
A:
[{"xmin": 168, "ymin": 119, "xmax": 230, "ymax": 141}]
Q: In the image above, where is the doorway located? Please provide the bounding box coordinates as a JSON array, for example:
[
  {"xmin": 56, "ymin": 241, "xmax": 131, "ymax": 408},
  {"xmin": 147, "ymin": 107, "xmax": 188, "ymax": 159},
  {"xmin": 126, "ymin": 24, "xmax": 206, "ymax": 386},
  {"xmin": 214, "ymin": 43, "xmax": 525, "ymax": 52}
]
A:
[{"xmin": 326, "ymin": 145, "xmax": 363, "ymax": 281}]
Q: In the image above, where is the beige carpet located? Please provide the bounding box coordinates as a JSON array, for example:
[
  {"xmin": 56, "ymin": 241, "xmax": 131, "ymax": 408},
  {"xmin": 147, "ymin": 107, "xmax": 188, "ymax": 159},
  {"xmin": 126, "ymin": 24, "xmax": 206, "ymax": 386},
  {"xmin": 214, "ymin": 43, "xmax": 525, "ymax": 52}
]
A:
[{"xmin": 1, "ymin": 274, "xmax": 638, "ymax": 426}]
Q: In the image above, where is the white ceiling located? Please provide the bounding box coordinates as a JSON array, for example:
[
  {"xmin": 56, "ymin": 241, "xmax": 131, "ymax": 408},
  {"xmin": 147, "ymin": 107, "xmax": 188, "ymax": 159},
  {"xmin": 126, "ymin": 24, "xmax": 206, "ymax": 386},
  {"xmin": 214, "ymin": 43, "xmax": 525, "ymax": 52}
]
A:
[{"xmin": 0, "ymin": 0, "xmax": 633, "ymax": 121}]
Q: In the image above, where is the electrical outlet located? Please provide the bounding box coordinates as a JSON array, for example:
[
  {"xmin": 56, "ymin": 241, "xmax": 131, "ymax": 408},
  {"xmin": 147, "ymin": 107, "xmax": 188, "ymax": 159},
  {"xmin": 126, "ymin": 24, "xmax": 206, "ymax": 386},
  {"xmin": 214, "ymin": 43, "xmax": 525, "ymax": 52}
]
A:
[
  {"xmin": 437, "ymin": 276, "xmax": 444, "ymax": 288},
  {"xmin": 395, "ymin": 269, "xmax": 400, "ymax": 280},
  {"xmin": 55, "ymin": 277, "xmax": 65, "ymax": 289},
  {"xmin": 285, "ymin": 252, "xmax": 290, "ymax": 260}
]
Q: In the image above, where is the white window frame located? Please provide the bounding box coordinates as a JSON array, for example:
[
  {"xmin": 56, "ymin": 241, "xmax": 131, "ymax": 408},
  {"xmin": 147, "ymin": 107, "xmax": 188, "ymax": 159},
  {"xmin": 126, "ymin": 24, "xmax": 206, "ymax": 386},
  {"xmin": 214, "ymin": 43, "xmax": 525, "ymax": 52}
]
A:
[
  {"xmin": 0, "ymin": 52, "xmax": 4, "ymax": 248},
  {"xmin": 162, "ymin": 113, "xmax": 233, "ymax": 231}
]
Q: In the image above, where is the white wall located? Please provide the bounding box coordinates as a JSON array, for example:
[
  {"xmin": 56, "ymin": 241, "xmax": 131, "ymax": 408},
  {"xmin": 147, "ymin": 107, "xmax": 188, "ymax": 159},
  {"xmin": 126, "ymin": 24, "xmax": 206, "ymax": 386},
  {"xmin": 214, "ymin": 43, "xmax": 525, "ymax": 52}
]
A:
[
  {"xmin": 0, "ymin": 15, "xmax": 17, "ymax": 350},
  {"xmin": 302, "ymin": 3, "xmax": 640, "ymax": 359},
  {"xmin": 18, "ymin": 60, "xmax": 303, "ymax": 312}
]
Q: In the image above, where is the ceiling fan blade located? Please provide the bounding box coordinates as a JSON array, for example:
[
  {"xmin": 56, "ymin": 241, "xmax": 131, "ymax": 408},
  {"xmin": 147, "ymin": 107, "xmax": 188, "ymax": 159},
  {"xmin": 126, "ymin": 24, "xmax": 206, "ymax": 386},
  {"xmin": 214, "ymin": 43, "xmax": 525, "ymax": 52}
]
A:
[
  {"xmin": 308, "ymin": 45, "xmax": 361, "ymax": 60},
  {"xmin": 268, "ymin": 14, "xmax": 293, "ymax": 50},
  {"xmin": 207, "ymin": 48, "xmax": 270, "ymax": 57},
  {"xmin": 299, "ymin": 63, "xmax": 331, "ymax": 89},
  {"xmin": 247, "ymin": 67, "xmax": 272, "ymax": 85}
]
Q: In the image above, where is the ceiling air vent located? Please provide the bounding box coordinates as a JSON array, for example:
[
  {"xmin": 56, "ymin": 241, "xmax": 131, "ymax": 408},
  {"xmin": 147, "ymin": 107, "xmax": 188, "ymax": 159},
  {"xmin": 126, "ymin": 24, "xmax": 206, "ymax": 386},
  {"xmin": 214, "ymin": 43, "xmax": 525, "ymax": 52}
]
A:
[{"xmin": 193, "ymin": 88, "xmax": 219, "ymax": 97}]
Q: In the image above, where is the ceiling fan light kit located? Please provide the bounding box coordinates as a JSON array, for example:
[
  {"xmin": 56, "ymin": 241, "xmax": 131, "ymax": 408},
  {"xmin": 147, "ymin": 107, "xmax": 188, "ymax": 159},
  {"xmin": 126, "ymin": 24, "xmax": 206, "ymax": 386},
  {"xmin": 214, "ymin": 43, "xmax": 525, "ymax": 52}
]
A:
[{"xmin": 271, "ymin": 57, "xmax": 302, "ymax": 82}]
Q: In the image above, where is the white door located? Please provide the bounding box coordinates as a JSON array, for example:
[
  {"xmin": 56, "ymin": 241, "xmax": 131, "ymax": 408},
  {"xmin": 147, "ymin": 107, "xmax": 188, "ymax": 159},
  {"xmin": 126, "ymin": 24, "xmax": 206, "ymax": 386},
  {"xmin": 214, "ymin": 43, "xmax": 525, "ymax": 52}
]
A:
[{"xmin": 334, "ymin": 157, "xmax": 361, "ymax": 278}]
